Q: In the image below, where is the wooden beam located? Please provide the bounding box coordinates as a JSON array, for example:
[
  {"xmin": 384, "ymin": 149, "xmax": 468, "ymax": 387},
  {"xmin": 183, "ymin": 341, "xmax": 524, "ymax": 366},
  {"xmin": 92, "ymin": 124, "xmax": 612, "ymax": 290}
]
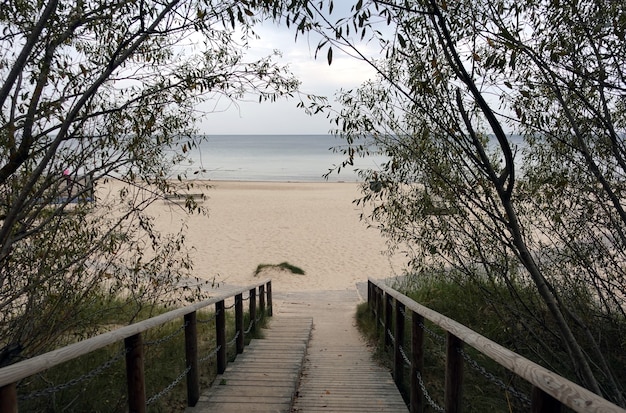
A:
[
  {"xmin": 394, "ymin": 300, "xmax": 406, "ymax": 389},
  {"xmin": 184, "ymin": 312, "xmax": 199, "ymax": 407},
  {"xmin": 249, "ymin": 287, "xmax": 257, "ymax": 334},
  {"xmin": 259, "ymin": 284, "xmax": 266, "ymax": 316},
  {"xmin": 125, "ymin": 333, "xmax": 146, "ymax": 413},
  {"xmin": 266, "ymin": 281, "xmax": 273, "ymax": 316},
  {"xmin": 0, "ymin": 383, "xmax": 17, "ymax": 413},
  {"xmin": 216, "ymin": 301, "xmax": 226, "ymax": 374},
  {"xmin": 0, "ymin": 279, "xmax": 271, "ymax": 388},
  {"xmin": 445, "ymin": 333, "xmax": 463, "ymax": 413},
  {"xmin": 385, "ymin": 293, "xmax": 393, "ymax": 348},
  {"xmin": 369, "ymin": 278, "xmax": 626, "ymax": 413},
  {"xmin": 532, "ymin": 385, "xmax": 562, "ymax": 413},
  {"xmin": 235, "ymin": 294, "xmax": 244, "ymax": 354},
  {"xmin": 411, "ymin": 312, "xmax": 425, "ymax": 413}
]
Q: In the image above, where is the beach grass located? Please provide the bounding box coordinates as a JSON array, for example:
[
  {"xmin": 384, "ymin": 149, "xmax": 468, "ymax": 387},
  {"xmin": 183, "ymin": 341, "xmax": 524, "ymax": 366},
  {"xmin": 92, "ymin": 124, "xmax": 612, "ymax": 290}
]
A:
[
  {"xmin": 17, "ymin": 298, "xmax": 268, "ymax": 412},
  {"xmin": 254, "ymin": 261, "xmax": 305, "ymax": 276},
  {"xmin": 354, "ymin": 276, "xmax": 624, "ymax": 412}
]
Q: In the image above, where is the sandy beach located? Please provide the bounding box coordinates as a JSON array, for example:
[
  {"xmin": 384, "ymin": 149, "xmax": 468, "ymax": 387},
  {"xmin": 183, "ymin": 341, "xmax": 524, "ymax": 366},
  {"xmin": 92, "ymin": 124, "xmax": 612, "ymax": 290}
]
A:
[{"xmin": 142, "ymin": 181, "xmax": 407, "ymax": 293}]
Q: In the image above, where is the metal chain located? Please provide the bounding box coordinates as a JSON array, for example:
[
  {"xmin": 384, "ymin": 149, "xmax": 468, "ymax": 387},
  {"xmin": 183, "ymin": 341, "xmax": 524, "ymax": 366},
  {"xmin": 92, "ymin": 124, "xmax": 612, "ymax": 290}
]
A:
[
  {"xmin": 224, "ymin": 301, "xmax": 236, "ymax": 310},
  {"xmin": 144, "ymin": 322, "xmax": 187, "ymax": 347},
  {"xmin": 19, "ymin": 347, "xmax": 128, "ymax": 401},
  {"xmin": 399, "ymin": 345, "xmax": 412, "ymax": 368},
  {"xmin": 198, "ymin": 312, "xmax": 217, "ymax": 324},
  {"xmin": 416, "ymin": 370, "xmax": 445, "ymax": 412},
  {"xmin": 396, "ymin": 306, "xmax": 415, "ymax": 369},
  {"xmin": 379, "ymin": 296, "xmax": 530, "ymax": 409},
  {"xmin": 146, "ymin": 365, "xmax": 191, "ymax": 406},
  {"xmin": 244, "ymin": 319, "xmax": 254, "ymax": 334},
  {"xmin": 199, "ymin": 345, "xmax": 221, "ymax": 363},
  {"xmin": 399, "ymin": 306, "xmax": 407, "ymax": 317},
  {"xmin": 227, "ymin": 331, "xmax": 240, "ymax": 347},
  {"xmin": 417, "ymin": 319, "xmax": 529, "ymax": 406},
  {"xmin": 386, "ymin": 328, "xmax": 395, "ymax": 344},
  {"xmin": 417, "ymin": 320, "xmax": 446, "ymax": 344},
  {"xmin": 459, "ymin": 348, "xmax": 531, "ymax": 406}
]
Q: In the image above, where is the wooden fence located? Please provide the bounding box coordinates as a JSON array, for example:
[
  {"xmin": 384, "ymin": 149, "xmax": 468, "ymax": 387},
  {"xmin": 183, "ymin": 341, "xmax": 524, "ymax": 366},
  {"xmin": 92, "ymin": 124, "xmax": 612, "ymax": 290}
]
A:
[
  {"xmin": 0, "ymin": 279, "xmax": 272, "ymax": 413},
  {"xmin": 368, "ymin": 278, "xmax": 626, "ymax": 413}
]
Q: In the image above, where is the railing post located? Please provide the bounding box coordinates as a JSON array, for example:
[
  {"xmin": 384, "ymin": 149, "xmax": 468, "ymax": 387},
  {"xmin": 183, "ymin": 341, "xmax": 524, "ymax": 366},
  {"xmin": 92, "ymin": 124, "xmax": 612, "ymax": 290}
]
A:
[
  {"xmin": 445, "ymin": 333, "xmax": 463, "ymax": 413},
  {"xmin": 369, "ymin": 282, "xmax": 376, "ymax": 319},
  {"xmin": 266, "ymin": 281, "xmax": 273, "ymax": 316},
  {"xmin": 394, "ymin": 300, "xmax": 406, "ymax": 390},
  {"xmin": 125, "ymin": 333, "xmax": 146, "ymax": 413},
  {"xmin": 185, "ymin": 311, "xmax": 199, "ymax": 406},
  {"xmin": 411, "ymin": 312, "xmax": 425, "ymax": 413},
  {"xmin": 249, "ymin": 287, "xmax": 257, "ymax": 334},
  {"xmin": 385, "ymin": 292, "xmax": 393, "ymax": 348},
  {"xmin": 259, "ymin": 284, "xmax": 266, "ymax": 316},
  {"xmin": 0, "ymin": 383, "xmax": 17, "ymax": 413},
  {"xmin": 376, "ymin": 286, "xmax": 383, "ymax": 338},
  {"xmin": 531, "ymin": 386, "xmax": 562, "ymax": 413},
  {"xmin": 370, "ymin": 282, "xmax": 378, "ymax": 319},
  {"xmin": 216, "ymin": 300, "xmax": 226, "ymax": 374},
  {"xmin": 235, "ymin": 294, "xmax": 244, "ymax": 354}
]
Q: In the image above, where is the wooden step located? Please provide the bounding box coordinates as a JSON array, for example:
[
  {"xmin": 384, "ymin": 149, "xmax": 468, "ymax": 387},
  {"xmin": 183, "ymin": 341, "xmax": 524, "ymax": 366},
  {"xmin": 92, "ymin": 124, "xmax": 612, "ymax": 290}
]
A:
[
  {"xmin": 185, "ymin": 316, "xmax": 312, "ymax": 413},
  {"xmin": 286, "ymin": 290, "xmax": 409, "ymax": 412}
]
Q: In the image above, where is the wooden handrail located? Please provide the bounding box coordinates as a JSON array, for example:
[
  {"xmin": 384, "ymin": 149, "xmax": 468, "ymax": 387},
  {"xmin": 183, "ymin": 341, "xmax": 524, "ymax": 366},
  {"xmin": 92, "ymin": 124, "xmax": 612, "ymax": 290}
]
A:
[
  {"xmin": 0, "ymin": 279, "xmax": 272, "ymax": 412},
  {"xmin": 368, "ymin": 278, "xmax": 626, "ymax": 413}
]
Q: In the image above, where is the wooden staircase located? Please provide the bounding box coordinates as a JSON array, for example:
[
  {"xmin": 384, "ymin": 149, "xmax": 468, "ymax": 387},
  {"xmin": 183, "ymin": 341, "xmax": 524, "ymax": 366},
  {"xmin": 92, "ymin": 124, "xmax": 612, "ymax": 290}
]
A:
[{"xmin": 186, "ymin": 316, "xmax": 313, "ymax": 413}]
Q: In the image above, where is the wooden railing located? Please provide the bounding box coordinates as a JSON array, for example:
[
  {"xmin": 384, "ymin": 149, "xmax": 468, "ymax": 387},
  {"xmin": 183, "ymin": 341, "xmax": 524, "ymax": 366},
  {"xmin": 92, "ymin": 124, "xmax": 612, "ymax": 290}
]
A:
[
  {"xmin": 0, "ymin": 279, "xmax": 272, "ymax": 413},
  {"xmin": 368, "ymin": 278, "xmax": 626, "ymax": 413}
]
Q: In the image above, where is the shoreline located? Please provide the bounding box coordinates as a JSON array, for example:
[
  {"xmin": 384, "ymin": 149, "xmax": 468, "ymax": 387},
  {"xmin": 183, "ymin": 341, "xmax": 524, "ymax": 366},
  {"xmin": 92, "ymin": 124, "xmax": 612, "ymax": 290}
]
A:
[{"xmin": 170, "ymin": 178, "xmax": 362, "ymax": 185}]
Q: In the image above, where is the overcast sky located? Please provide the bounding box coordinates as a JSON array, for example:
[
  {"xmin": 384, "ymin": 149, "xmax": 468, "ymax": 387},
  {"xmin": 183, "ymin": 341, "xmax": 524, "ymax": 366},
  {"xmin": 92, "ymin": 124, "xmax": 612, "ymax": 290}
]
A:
[{"xmin": 197, "ymin": 19, "xmax": 379, "ymax": 135}]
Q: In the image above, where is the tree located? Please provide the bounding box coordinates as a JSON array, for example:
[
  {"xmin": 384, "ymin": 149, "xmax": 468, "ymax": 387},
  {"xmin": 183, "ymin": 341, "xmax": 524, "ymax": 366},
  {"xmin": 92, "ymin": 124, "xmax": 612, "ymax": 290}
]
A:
[
  {"xmin": 282, "ymin": 0, "xmax": 626, "ymax": 405},
  {"xmin": 0, "ymin": 0, "xmax": 307, "ymax": 367}
]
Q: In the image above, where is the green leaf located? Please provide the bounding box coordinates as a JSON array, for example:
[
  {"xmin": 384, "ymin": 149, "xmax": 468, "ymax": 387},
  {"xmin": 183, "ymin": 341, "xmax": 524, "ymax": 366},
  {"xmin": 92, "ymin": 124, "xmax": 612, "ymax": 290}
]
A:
[
  {"xmin": 398, "ymin": 33, "xmax": 406, "ymax": 48},
  {"xmin": 335, "ymin": 26, "xmax": 342, "ymax": 40}
]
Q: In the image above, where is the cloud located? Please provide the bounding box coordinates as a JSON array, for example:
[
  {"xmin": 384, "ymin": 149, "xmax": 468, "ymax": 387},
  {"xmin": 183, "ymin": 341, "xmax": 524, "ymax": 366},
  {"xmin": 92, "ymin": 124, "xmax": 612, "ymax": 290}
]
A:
[
  {"xmin": 250, "ymin": 22, "xmax": 378, "ymax": 93},
  {"xmin": 196, "ymin": 20, "xmax": 377, "ymax": 134}
]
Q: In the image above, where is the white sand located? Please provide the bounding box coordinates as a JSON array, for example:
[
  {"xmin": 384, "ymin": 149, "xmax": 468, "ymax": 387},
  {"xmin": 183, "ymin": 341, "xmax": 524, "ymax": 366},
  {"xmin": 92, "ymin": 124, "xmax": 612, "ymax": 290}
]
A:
[{"xmin": 140, "ymin": 181, "xmax": 407, "ymax": 293}]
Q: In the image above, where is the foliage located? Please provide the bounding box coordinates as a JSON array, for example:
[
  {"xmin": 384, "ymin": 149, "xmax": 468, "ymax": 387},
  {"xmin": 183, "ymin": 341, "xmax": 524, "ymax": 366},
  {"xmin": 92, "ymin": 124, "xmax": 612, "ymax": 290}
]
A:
[
  {"xmin": 357, "ymin": 275, "xmax": 625, "ymax": 412},
  {"xmin": 0, "ymin": 0, "xmax": 315, "ymax": 373},
  {"xmin": 17, "ymin": 299, "xmax": 266, "ymax": 413},
  {"xmin": 278, "ymin": 0, "xmax": 626, "ymax": 406},
  {"xmin": 254, "ymin": 261, "xmax": 306, "ymax": 275}
]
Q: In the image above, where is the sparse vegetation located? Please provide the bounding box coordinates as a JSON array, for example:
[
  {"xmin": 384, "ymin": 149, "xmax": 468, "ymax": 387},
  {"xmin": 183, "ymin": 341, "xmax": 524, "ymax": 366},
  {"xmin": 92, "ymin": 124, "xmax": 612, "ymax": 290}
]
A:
[
  {"xmin": 356, "ymin": 275, "xmax": 626, "ymax": 412},
  {"xmin": 254, "ymin": 262, "xmax": 305, "ymax": 276},
  {"xmin": 17, "ymin": 297, "xmax": 269, "ymax": 413},
  {"xmin": 293, "ymin": 0, "xmax": 626, "ymax": 403},
  {"xmin": 0, "ymin": 0, "xmax": 308, "ymax": 373}
]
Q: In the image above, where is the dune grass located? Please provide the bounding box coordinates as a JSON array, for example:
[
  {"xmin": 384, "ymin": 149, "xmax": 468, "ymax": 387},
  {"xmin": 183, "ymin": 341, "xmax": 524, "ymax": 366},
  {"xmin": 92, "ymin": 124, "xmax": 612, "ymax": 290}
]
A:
[
  {"xmin": 17, "ymin": 298, "xmax": 269, "ymax": 412},
  {"xmin": 355, "ymin": 275, "xmax": 626, "ymax": 412},
  {"xmin": 254, "ymin": 261, "xmax": 305, "ymax": 276}
]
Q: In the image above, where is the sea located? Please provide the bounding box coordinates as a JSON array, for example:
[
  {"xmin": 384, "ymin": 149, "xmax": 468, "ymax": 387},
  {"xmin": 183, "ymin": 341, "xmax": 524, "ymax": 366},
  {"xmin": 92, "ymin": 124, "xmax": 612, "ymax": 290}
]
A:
[
  {"xmin": 169, "ymin": 134, "xmax": 526, "ymax": 183},
  {"xmin": 171, "ymin": 134, "xmax": 388, "ymax": 182}
]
